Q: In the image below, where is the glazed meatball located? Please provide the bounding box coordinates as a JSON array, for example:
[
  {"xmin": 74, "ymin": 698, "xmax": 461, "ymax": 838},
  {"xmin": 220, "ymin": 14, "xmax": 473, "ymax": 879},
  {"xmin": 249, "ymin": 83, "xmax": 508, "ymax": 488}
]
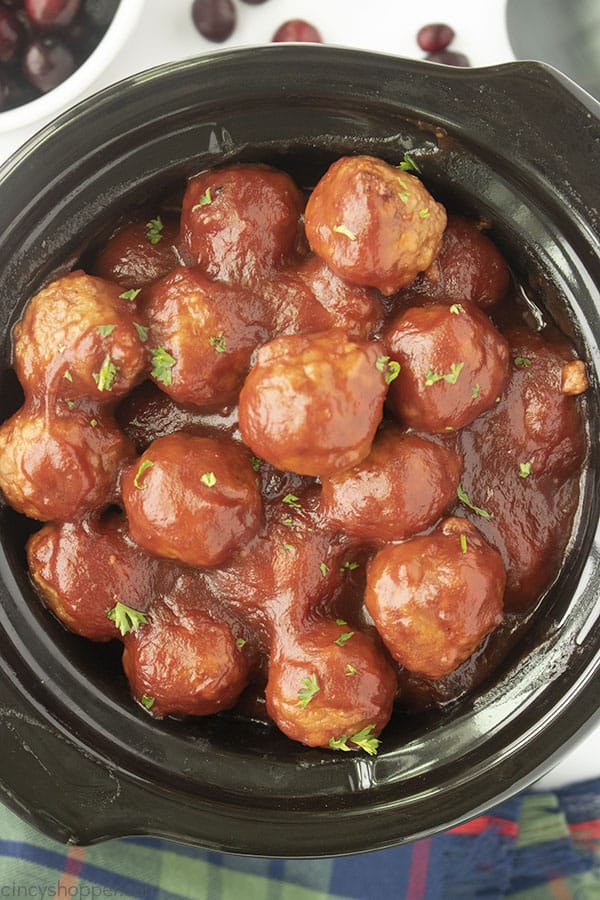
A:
[
  {"xmin": 385, "ymin": 303, "xmax": 510, "ymax": 432},
  {"xmin": 12, "ymin": 271, "xmax": 147, "ymax": 402},
  {"xmin": 321, "ymin": 427, "xmax": 463, "ymax": 542},
  {"xmin": 27, "ymin": 514, "xmax": 169, "ymax": 641},
  {"xmin": 238, "ymin": 329, "xmax": 389, "ymax": 477},
  {"xmin": 144, "ymin": 266, "xmax": 271, "ymax": 408},
  {"xmin": 265, "ymin": 622, "xmax": 397, "ymax": 749},
  {"xmin": 365, "ymin": 517, "xmax": 505, "ymax": 679},
  {"xmin": 92, "ymin": 217, "xmax": 180, "ymax": 289},
  {"xmin": 122, "ymin": 433, "xmax": 262, "ymax": 567},
  {"xmin": 122, "ymin": 603, "xmax": 250, "ymax": 717},
  {"xmin": 0, "ymin": 406, "xmax": 134, "ymax": 521},
  {"xmin": 456, "ymin": 327, "xmax": 588, "ymax": 609},
  {"xmin": 180, "ymin": 163, "xmax": 306, "ymax": 284},
  {"xmin": 304, "ymin": 155, "xmax": 447, "ymax": 295},
  {"xmin": 405, "ymin": 215, "xmax": 510, "ymax": 308}
]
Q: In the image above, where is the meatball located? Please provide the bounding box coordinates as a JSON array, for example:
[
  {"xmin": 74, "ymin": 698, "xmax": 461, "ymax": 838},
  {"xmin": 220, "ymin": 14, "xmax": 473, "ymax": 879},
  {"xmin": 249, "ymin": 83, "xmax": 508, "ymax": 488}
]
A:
[
  {"xmin": 321, "ymin": 427, "xmax": 463, "ymax": 542},
  {"xmin": 144, "ymin": 266, "xmax": 271, "ymax": 408},
  {"xmin": 12, "ymin": 271, "xmax": 147, "ymax": 403},
  {"xmin": 27, "ymin": 514, "xmax": 169, "ymax": 641},
  {"xmin": 265, "ymin": 622, "xmax": 397, "ymax": 749},
  {"xmin": 365, "ymin": 517, "xmax": 505, "ymax": 679},
  {"xmin": 405, "ymin": 215, "xmax": 510, "ymax": 308},
  {"xmin": 180, "ymin": 163, "xmax": 306, "ymax": 284},
  {"xmin": 238, "ymin": 329, "xmax": 389, "ymax": 477},
  {"xmin": 122, "ymin": 603, "xmax": 250, "ymax": 717},
  {"xmin": 122, "ymin": 432, "xmax": 262, "ymax": 567},
  {"xmin": 0, "ymin": 405, "xmax": 134, "ymax": 521},
  {"xmin": 304, "ymin": 155, "xmax": 447, "ymax": 295},
  {"xmin": 385, "ymin": 303, "xmax": 510, "ymax": 432},
  {"xmin": 92, "ymin": 217, "xmax": 180, "ymax": 289}
]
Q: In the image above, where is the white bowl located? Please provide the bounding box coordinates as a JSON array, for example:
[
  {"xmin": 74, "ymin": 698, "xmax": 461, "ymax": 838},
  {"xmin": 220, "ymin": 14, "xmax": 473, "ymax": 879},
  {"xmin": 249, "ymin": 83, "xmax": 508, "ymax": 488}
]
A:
[{"xmin": 0, "ymin": 0, "xmax": 144, "ymax": 133}]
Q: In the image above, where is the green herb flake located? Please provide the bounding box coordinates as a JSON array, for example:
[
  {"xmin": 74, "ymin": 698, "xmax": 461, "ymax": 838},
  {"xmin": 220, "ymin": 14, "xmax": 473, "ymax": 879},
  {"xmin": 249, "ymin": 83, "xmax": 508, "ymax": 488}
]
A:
[
  {"xmin": 457, "ymin": 483, "xmax": 492, "ymax": 519},
  {"xmin": 93, "ymin": 355, "xmax": 119, "ymax": 392},
  {"xmin": 141, "ymin": 694, "xmax": 155, "ymax": 710},
  {"xmin": 236, "ymin": 638, "xmax": 247, "ymax": 649},
  {"xmin": 335, "ymin": 618, "xmax": 348, "ymax": 626},
  {"xmin": 65, "ymin": 399, "xmax": 75, "ymax": 410},
  {"xmin": 97, "ymin": 324, "xmax": 116, "ymax": 338},
  {"xmin": 90, "ymin": 419, "xmax": 98, "ymax": 428},
  {"xmin": 350, "ymin": 724, "xmax": 381, "ymax": 756},
  {"xmin": 425, "ymin": 361, "xmax": 464, "ymax": 386},
  {"xmin": 334, "ymin": 631, "xmax": 355, "ymax": 647},
  {"xmin": 333, "ymin": 223, "xmax": 357, "ymax": 241},
  {"xmin": 514, "ymin": 356, "xmax": 532, "ymax": 368},
  {"xmin": 145, "ymin": 216, "xmax": 164, "ymax": 245},
  {"xmin": 296, "ymin": 673, "xmax": 319, "ymax": 708},
  {"xmin": 282, "ymin": 516, "xmax": 294, "ymax": 527},
  {"xmin": 134, "ymin": 459, "xmax": 153, "ymax": 490},
  {"xmin": 282, "ymin": 493, "xmax": 301, "ymax": 510},
  {"xmin": 201, "ymin": 472, "xmax": 217, "ymax": 487},
  {"xmin": 418, "ymin": 208, "xmax": 430, "ymax": 218},
  {"xmin": 63, "ymin": 370, "xmax": 73, "ymax": 382},
  {"xmin": 329, "ymin": 735, "xmax": 352, "ymax": 751},
  {"xmin": 57, "ymin": 343, "xmax": 66, "ymax": 353},
  {"xmin": 472, "ymin": 382, "xmax": 481, "ymax": 399},
  {"xmin": 151, "ymin": 346, "xmax": 176, "ymax": 385},
  {"xmin": 319, "ymin": 562, "xmax": 329, "ymax": 578},
  {"xmin": 250, "ymin": 455, "xmax": 261, "ymax": 472},
  {"xmin": 209, "ymin": 332, "xmax": 227, "ymax": 353},
  {"xmin": 519, "ymin": 461, "xmax": 532, "ymax": 478},
  {"xmin": 460, "ymin": 533, "xmax": 468, "ymax": 554},
  {"xmin": 340, "ymin": 561, "xmax": 360, "ymax": 573},
  {"xmin": 449, "ymin": 303, "xmax": 464, "ymax": 315},
  {"xmin": 134, "ymin": 322, "xmax": 149, "ymax": 342},
  {"xmin": 376, "ymin": 355, "xmax": 400, "ymax": 384},
  {"xmin": 192, "ymin": 187, "xmax": 212, "ymax": 210},
  {"xmin": 106, "ymin": 601, "xmax": 148, "ymax": 636},
  {"xmin": 283, "ymin": 542, "xmax": 295, "ymax": 552},
  {"xmin": 398, "ymin": 191, "xmax": 409, "ymax": 204},
  {"xmin": 345, "ymin": 664, "xmax": 358, "ymax": 676},
  {"xmin": 119, "ymin": 288, "xmax": 141, "ymax": 302},
  {"xmin": 398, "ymin": 151, "xmax": 421, "ymax": 173}
]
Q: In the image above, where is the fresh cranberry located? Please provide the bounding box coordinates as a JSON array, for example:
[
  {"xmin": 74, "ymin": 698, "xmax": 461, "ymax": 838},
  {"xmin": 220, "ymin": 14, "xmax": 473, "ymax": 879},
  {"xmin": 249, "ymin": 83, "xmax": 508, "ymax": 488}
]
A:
[
  {"xmin": 191, "ymin": 0, "xmax": 236, "ymax": 43},
  {"xmin": 417, "ymin": 23, "xmax": 455, "ymax": 53},
  {"xmin": 0, "ymin": 7, "xmax": 23, "ymax": 63},
  {"xmin": 22, "ymin": 37, "xmax": 75, "ymax": 91},
  {"xmin": 425, "ymin": 49, "xmax": 470, "ymax": 67},
  {"xmin": 24, "ymin": 0, "xmax": 81, "ymax": 30},
  {"xmin": 272, "ymin": 20, "xmax": 322, "ymax": 43}
]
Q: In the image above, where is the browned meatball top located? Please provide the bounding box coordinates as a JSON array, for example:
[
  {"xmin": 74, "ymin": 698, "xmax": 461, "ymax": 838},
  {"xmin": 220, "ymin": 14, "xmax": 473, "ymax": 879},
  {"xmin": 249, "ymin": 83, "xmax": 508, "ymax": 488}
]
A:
[
  {"xmin": 92, "ymin": 218, "xmax": 180, "ymax": 290},
  {"xmin": 304, "ymin": 155, "xmax": 447, "ymax": 295}
]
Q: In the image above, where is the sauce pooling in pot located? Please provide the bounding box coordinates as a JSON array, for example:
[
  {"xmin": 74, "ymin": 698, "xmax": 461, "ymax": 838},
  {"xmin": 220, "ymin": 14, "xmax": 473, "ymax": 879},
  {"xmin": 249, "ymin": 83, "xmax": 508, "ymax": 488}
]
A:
[{"xmin": 0, "ymin": 155, "xmax": 589, "ymax": 754}]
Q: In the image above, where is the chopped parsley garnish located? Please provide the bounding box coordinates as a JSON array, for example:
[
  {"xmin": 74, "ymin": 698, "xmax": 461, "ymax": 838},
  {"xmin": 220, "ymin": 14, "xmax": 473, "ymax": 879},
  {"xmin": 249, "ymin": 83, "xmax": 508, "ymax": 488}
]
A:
[
  {"xmin": 340, "ymin": 561, "xmax": 360, "ymax": 573},
  {"xmin": 329, "ymin": 724, "xmax": 381, "ymax": 756},
  {"xmin": 376, "ymin": 355, "xmax": 401, "ymax": 384},
  {"xmin": 192, "ymin": 187, "xmax": 212, "ymax": 210},
  {"xmin": 119, "ymin": 288, "xmax": 141, "ymax": 302},
  {"xmin": 97, "ymin": 324, "xmax": 116, "ymax": 337},
  {"xmin": 57, "ymin": 343, "xmax": 66, "ymax": 353},
  {"xmin": 250, "ymin": 456, "xmax": 261, "ymax": 472},
  {"xmin": 141, "ymin": 694, "xmax": 155, "ymax": 710},
  {"xmin": 472, "ymin": 382, "xmax": 481, "ymax": 399},
  {"xmin": 209, "ymin": 332, "xmax": 227, "ymax": 353},
  {"xmin": 319, "ymin": 562, "xmax": 329, "ymax": 578},
  {"xmin": 106, "ymin": 601, "xmax": 148, "ymax": 636},
  {"xmin": 65, "ymin": 399, "xmax": 75, "ymax": 410},
  {"xmin": 345, "ymin": 664, "xmax": 358, "ymax": 676},
  {"xmin": 418, "ymin": 208, "xmax": 430, "ymax": 218},
  {"xmin": 151, "ymin": 346, "xmax": 176, "ymax": 385},
  {"xmin": 449, "ymin": 303, "xmax": 464, "ymax": 315},
  {"xmin": 335, "ymin": 618, "xmax": 348, "ymax": 625},
  {"xmin": 333, "ymin": 223, "xmax": 356, "ymax": 241},
  {"xmin": 334, "ymin": 631, "xmax": 355, "ymax": 647},
  {"xmin": 236, "ymin": 638, "xmax": 247, "ymax": 649},
  {"xmin": 398, "ymin": 151, "xmax": 420, "ymax": 173},
  {"xmin": 398, "ymin": 189, "xmax": 409, "ymax": 204},
  {"xmin": 93, "ymin": 354, "xmax": 119, "ymax": 392},
  {"xmin": 134, "ymin": 322, "xmax": 149, "ymax": 342},
  {"xmin": 282, "ymin": 493, "xmax": 301, "ymax": 510},
  {"xmin": 282, "ymin": 516, "xmax": 294, "ymax": 527},
  {"xmin": 425, "ymin": 362, "xmax": 464, "ymax": 386},
  {"xmin": 283, "ymin": 542, "xmax": 295, "ymax": 552},
  {"xmin": 514, "ymin": 356, "xmax": 532, "ymax": 368},
  {"xmin": 457, "ymin": 483, "xmax": 492, "ymax": 519},
  {"xmin": 296, "ymin": 673, "xmax": 319, "ymax": 708},
  {"xmin": 460, "ymin": 533, "xmax": 468, "ymax": 554},
  {"xmin": 201, "ymin": 472, "xmax": 217, "ymax": 487},
  {"xmin": 145, "ymin": 216, "xmax": 164, "ymax": 244},
  {"xmin": 519, "ymin": 461, "xmax": 532, "ymax": 478},
  {"xmin": 63, "ymin": 370, "xmax": 73, "ymax": 382},
  {"xmin": 90, "ymin": 419, "xmax": 98, "ymax": 428},
  {"xmin": 133, "ymin": 459, "xmax": 153, "ymax": 490}
]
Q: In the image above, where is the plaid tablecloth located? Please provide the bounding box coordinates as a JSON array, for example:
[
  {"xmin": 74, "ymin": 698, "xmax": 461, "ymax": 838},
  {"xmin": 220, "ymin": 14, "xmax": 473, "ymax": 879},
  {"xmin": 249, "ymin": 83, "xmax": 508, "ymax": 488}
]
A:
[{"xmin": 0, "ymin": 780, "xmax": 599, "ymax": 899}]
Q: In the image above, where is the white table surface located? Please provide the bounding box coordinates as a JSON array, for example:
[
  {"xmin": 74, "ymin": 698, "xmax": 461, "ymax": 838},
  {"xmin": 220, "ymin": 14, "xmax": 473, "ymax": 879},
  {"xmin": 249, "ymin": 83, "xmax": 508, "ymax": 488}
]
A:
[{"xmin": 0, "ymin": 0, "xmax": 597, "ymax": 790}]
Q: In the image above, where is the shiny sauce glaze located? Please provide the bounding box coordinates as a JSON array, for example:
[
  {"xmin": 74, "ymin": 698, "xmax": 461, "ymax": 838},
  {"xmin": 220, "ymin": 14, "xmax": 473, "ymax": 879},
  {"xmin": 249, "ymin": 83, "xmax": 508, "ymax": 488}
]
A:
[{"xmin": 0, "ymin": 155, "xmax": 589, "ymax": 754}]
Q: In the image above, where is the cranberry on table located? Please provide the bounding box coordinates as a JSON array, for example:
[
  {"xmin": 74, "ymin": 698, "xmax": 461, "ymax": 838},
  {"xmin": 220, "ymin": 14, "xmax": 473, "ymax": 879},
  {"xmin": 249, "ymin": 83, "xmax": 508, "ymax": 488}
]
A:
[
  {"xmin": 272, "ymin": 20, "xmax": 322, "ymax": 43},
  {"xmin": 0, "ymin": 7, "xmax": 23, "ymax": 64},
  {"xmin": 417, "ymin": 23, "xmax": 455, "ymax": 53},
  {"xmin": 425, "ymin": 49, "xmax": 470, "ymax": 68},
  {"xmin": 22, "ymin": 37, "xmax": 75, "ymax": 92},
  {"xmin": 24, "ymin": 0, "xmax": 81, "ymax": 30},
  {"xmin": 191, "ymin": 0, "xmax": 236, "ymax": 43}
]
